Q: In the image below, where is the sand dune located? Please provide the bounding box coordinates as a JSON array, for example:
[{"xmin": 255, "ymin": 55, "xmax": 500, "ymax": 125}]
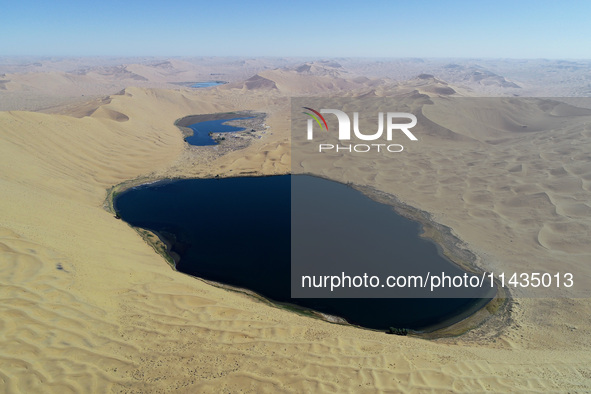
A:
[
  {"xmin": 1, "ymin": 65, "xmax": 591, "ymax": 392},
  {"xmin": 221, "ymin": 64, "xmax": 386, "ymax": 95},
  {"xmin": 232, "ymin": 74, "xmax": 278, "ymax": 91}
]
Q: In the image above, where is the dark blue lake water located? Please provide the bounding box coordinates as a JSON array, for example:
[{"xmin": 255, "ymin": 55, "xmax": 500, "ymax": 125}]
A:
[
  {"xmin": 191, "ymin": 81, "xmax": 225, "ymax": 88},
  {"xmin": 185, "ymin": 117, "xmax": 253, "ymax": 146},
  {"xmin": 114, "ymin": 175, "xmax": 493, "ymax": 331}
]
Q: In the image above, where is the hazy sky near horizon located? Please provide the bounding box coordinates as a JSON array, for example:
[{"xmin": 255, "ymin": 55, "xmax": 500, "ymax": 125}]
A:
[{"xmin": 3, "ymin": 0, "xmax": 590, "ymax": 59}]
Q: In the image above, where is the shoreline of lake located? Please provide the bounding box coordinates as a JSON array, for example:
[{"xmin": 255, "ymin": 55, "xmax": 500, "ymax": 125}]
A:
[{"xmin": 108, "ymin": 173, "xmax": 510, "ymax": 337}]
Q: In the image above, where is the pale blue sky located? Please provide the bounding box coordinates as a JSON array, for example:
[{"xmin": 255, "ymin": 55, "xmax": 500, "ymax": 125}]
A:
[{"xmin": 2, "ymin": 0, "xmax": 590, "ymax": 58}]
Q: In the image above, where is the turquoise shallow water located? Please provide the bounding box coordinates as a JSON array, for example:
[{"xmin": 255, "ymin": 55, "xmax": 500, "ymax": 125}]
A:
[{"xmin": 191, "ymin": 81, "xmax": 225, "ymax": 88}]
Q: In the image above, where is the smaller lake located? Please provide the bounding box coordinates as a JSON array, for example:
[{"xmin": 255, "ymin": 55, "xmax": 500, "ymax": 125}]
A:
[
  {"xmin": 191, "ymin": 81, "xmax": 225, "ymax": 88},
  {"xmin": 185, "ymin": 117, "xmax": 253, "ymax": 146}
]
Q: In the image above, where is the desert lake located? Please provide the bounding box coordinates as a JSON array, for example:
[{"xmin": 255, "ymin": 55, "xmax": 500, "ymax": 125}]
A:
[
  {"xmin": 114, "ymin": 175, "xmax": 494, "ymax": 331},
  {"xmin": 184, "ymin": 116, "xmax": 254, "ymax": 146}
]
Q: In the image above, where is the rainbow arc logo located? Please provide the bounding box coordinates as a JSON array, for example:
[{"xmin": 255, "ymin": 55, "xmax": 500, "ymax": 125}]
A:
[{"xmin": 302, "ymin": 107, "xmax": 329, "ymax": 132}]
